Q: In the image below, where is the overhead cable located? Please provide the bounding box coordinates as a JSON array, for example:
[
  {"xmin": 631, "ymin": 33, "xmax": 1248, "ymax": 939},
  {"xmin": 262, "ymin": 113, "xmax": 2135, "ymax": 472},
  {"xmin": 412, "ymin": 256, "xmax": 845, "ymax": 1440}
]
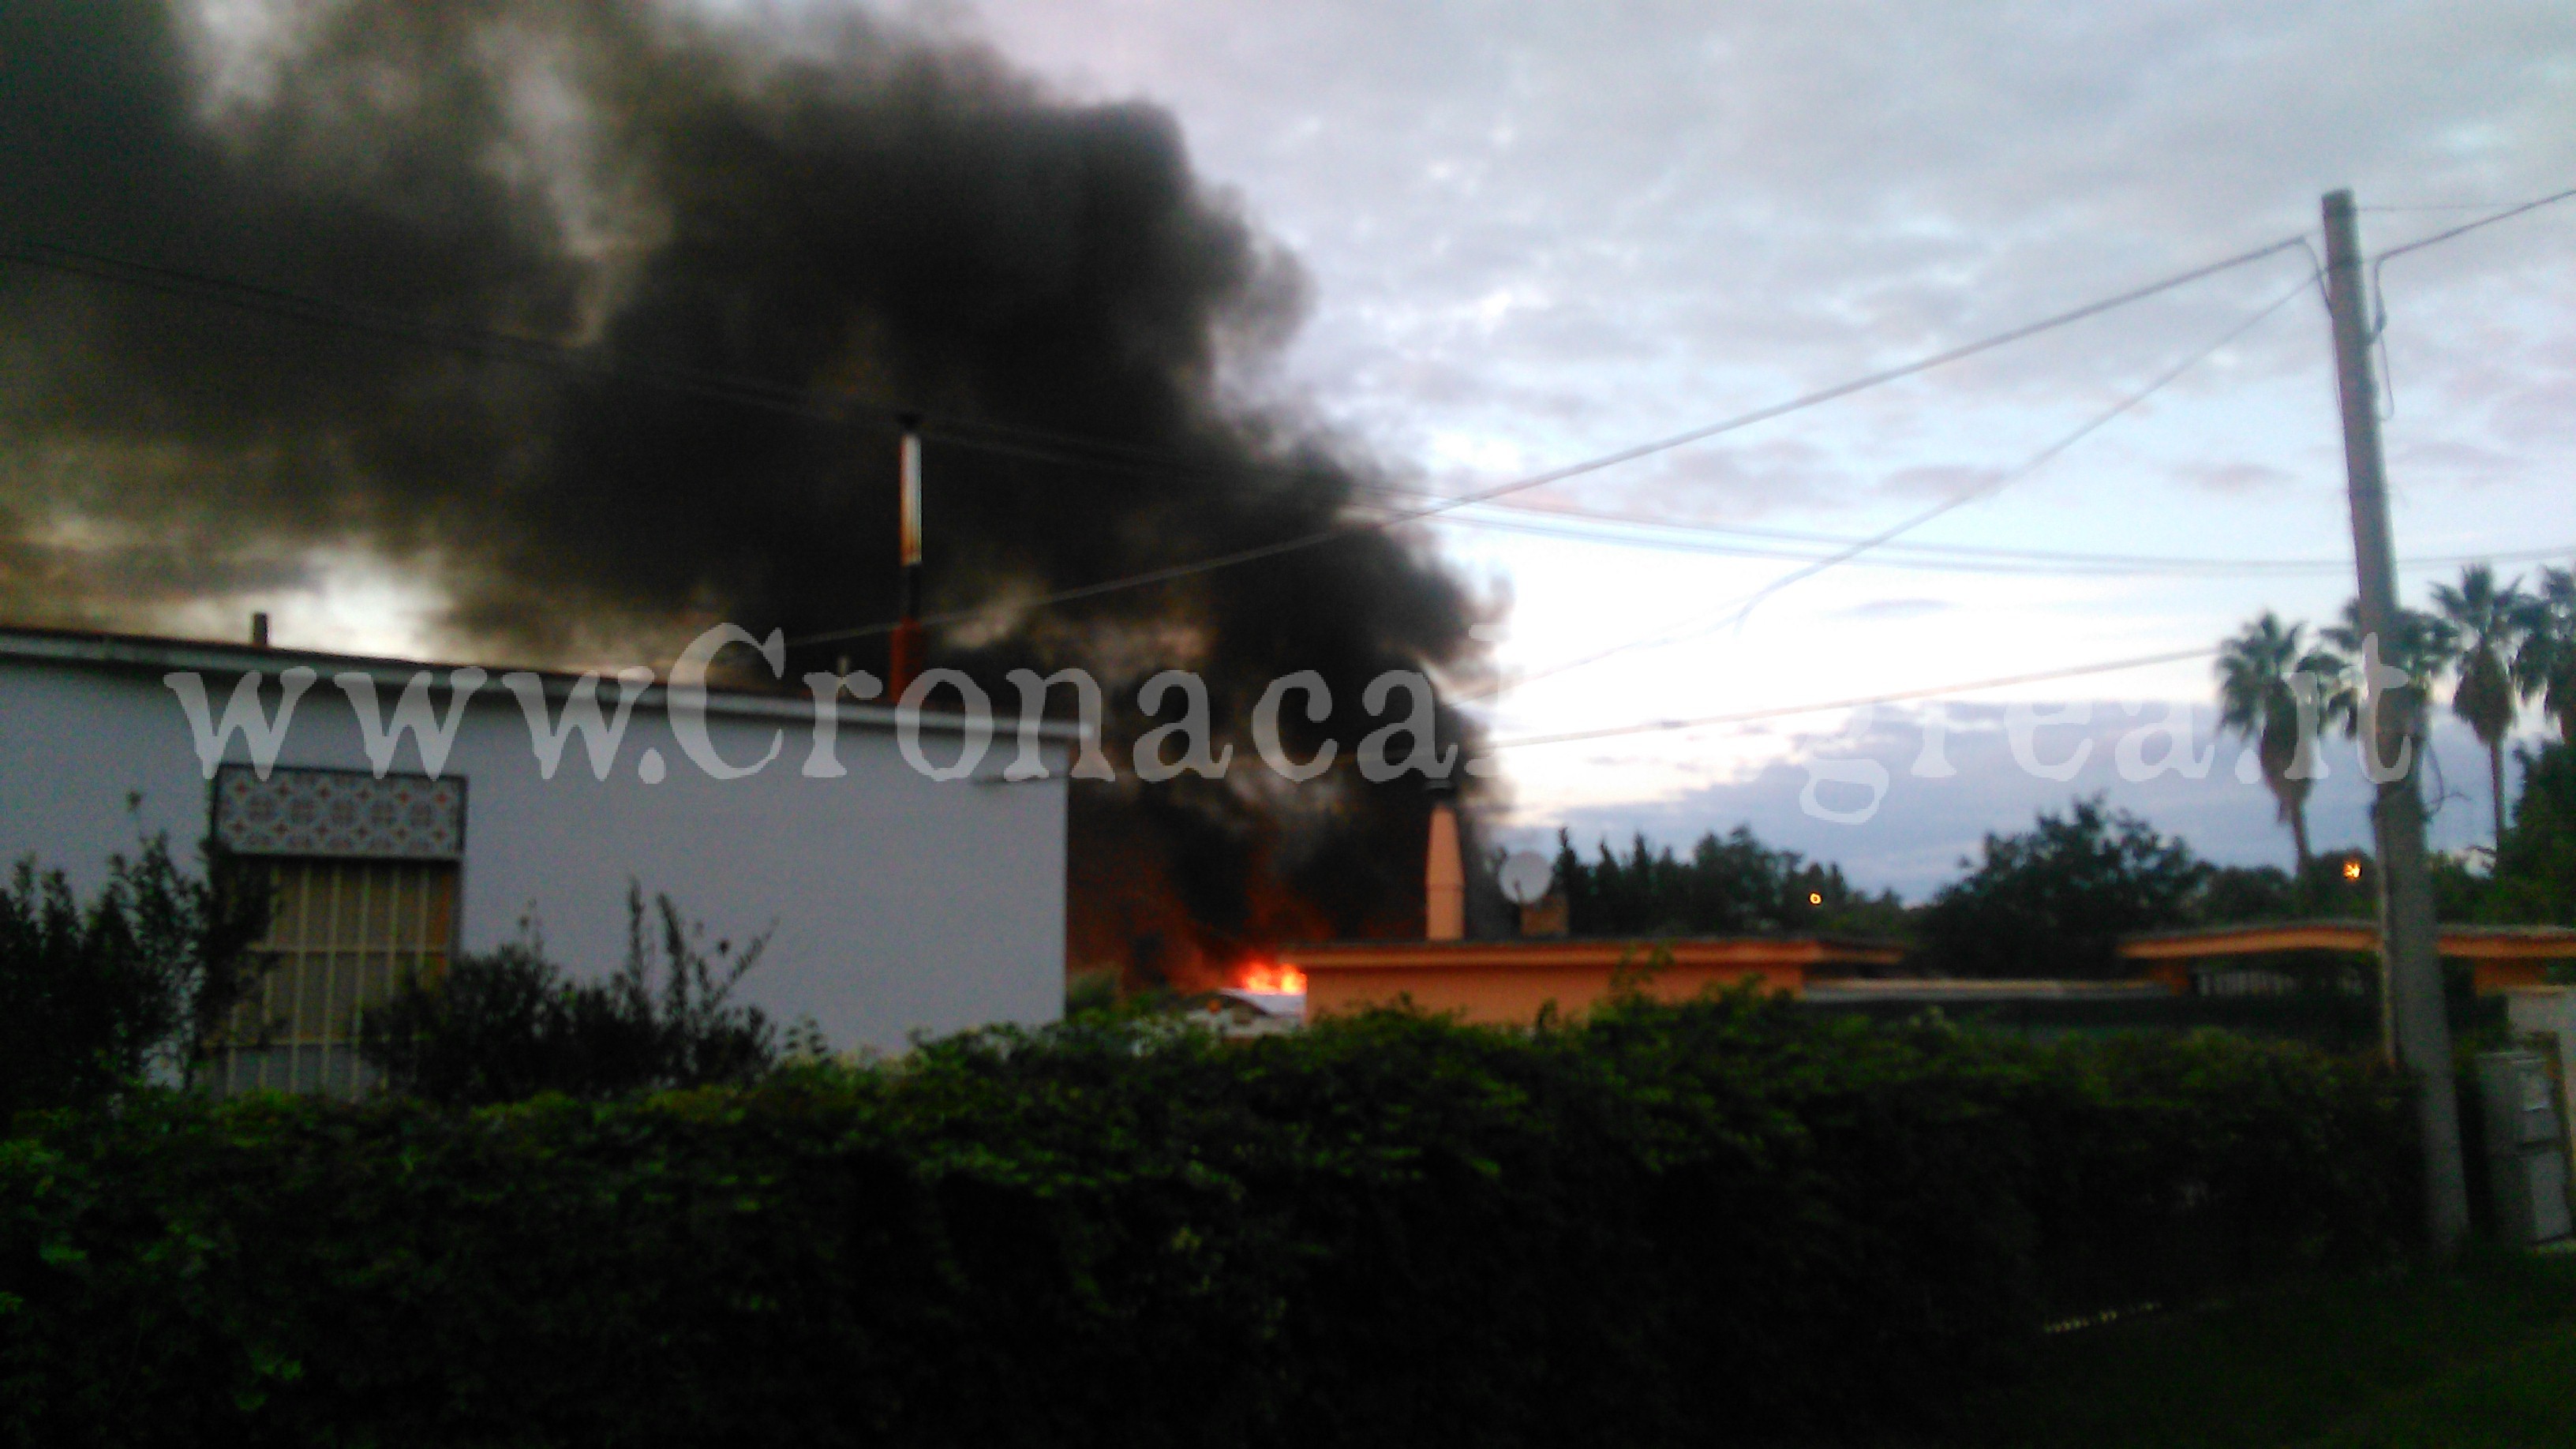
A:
[
  {"xmin": 790, "ymin": 234, "xmax": 2315, "ymax": 645},
  {"xmin": 1478, "ymin": 646, "xmax": 2220, "ymax": 753}
]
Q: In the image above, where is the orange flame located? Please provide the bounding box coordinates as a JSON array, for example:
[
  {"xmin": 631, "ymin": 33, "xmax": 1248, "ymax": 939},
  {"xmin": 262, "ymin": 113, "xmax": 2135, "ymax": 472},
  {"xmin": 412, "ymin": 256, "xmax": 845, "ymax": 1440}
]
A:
[{"xmin": 1237, "ymin": 960, "xmax": 1308, "ymax": 995}]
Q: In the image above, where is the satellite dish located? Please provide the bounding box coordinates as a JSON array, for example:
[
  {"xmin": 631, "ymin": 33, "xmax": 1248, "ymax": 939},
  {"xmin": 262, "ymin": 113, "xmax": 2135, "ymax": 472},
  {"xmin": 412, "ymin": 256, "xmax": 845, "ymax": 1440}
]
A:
[{"xmin": 1497, "ymin": 850, "xmax": 1555, "ymax": 906}]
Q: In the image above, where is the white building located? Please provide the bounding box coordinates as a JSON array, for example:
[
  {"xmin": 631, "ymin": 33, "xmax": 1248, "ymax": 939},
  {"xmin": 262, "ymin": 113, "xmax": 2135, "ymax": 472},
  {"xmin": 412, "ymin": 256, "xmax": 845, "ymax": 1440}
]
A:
[{"xmin": 0, "ymin": 624, "xmax": 1073, "ymax": 1091}]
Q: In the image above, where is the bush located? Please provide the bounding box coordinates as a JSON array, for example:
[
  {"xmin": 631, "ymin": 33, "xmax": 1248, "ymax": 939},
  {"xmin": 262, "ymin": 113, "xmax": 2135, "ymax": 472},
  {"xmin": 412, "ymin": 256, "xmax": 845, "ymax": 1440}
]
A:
[
  {"xmin": 0, "ymin": 835, "xmax": 268, "ymax": 1125},
  {"xmin": 358, "ymin": 886, "xmax": 776, "ymax": 1106},
  {"xmin": 0, "ymin": 995, "xmax": 2413, "ymax": 1448}
]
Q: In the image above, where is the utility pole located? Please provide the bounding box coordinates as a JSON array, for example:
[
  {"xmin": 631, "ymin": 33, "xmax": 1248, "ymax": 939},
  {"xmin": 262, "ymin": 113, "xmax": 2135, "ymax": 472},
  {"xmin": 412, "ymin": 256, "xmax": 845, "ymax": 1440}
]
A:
[{"xmin": 2321, "ymin": 189, "xmax": 2469, "ymax": 1256}]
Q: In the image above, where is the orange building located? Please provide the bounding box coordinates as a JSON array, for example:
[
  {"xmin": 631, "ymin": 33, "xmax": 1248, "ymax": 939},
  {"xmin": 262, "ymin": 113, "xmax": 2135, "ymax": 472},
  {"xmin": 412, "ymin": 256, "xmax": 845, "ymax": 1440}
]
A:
[{"xmin": 1284, "ymin": 935, "xmax": 1905, "ymax": 1027}]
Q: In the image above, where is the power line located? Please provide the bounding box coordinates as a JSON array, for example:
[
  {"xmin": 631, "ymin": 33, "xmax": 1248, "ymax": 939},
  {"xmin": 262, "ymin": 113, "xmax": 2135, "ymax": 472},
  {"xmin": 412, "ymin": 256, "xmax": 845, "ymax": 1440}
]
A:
[
  {"xmin": 2362, "ymin": 184, "xmax": 2573, "ymax": 427},
  {"xmin": 0, "ymin": 236, "xmax": 1379, "ymax": 485},
  {"xmin": 1463, "ymin": 272, "xmax": 2316, "ymax": 701},
  {"xmin": 27, "ymin": 227, "xmax": 2506, "ymax": 634},
  {"xmin": 1472, "ymin": 197, "xmax": 2571, "ymax": 757},
  {"xmin": 790, "ymin": 234, "xmax": 2315, "ymax": 645},
  {"xmin": 6, "ymin": 229, "xmax": 2371, "ymax": 617},
  {"xmin": 0, "ymin": 238, "xmax": 863, "ymax": 424},
  {"xmin": 1478, "ymin": 646, "xmax": 2219, "ymax": 753},
  {"xmin": 1709, "ymin": 275, "xmax": 2317, "ymax": 628},
  {"xmin": 2372, "ymin": 185, "xmax": 2576, "ymax": 267},
  {"xmin": 2361, "ymin": 197, "xmax": 2574, "ymax": 213},
  {"xmin": 1377, "ymin": 501, "xmax": 2576, "ymax": 578},
  {"xmin": 1348, "ymin": 470, "xmax": 2569, "ymax": 573}
]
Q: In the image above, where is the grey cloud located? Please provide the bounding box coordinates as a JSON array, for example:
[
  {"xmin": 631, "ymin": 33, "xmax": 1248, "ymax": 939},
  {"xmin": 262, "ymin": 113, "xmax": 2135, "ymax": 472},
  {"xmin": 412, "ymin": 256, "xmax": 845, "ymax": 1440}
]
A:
[{"xmin": 975, "ymin": 0, "xmax": 2572, "ymax": 524}]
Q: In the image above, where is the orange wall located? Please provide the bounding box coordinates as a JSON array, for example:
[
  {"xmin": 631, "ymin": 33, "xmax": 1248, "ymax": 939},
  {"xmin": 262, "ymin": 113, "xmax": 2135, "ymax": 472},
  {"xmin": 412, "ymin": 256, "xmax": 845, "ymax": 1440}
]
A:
[{"xmin": 1303, "ymin": 961, "xmax": 1804, "ymax": 1027}]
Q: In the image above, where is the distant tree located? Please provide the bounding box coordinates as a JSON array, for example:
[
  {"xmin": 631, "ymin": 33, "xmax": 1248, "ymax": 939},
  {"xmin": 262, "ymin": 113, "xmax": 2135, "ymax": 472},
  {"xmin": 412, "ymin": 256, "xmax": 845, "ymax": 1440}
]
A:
[
  {"xmin": 1921, "ymin": 797, "xmax": 2207, "ymax": 979},
  {"xmin": 0, "ymin": 833, "xmax": 271, "ymax": 1121},
  {"xmin": 2188, "ymin": 852, "xmax": 2376, "ymax": 926},
  {"xmin": 1552, "ymin": 826, "xmax": 1908, "ymax": 938},
  {"xmin": 2514, "ymin": 564, "xmax": 2576, "ymax": 746},
  {"xmin": 2320, "ymin": 596, "xmax": 2451, "ymax": 742},
  {"xmin": 2215, "ymin": 611, "xmax": 2339, "ymax": 876},
  {"xmin": 2431, "ymin": 564, "xmax": 2530, "ymax": 848},
  {"xmin": 2190, "ymin": 863, "xmax": 2298, "ymax": 925},
  {"xmin": 361, "ymin": 886, "xmax": 776, "ymax": 1107},
  {"xmin": 2481, "ymin": 741, "xmax": 2576, "ymax": 926}
]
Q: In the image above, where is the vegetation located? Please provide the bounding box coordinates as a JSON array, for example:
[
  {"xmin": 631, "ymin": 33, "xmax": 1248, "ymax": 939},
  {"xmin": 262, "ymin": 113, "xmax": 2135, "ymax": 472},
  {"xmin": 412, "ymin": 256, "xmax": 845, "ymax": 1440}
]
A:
[
  {"xmin": 1919, "ymin": 797, "xmax": 2207, "ymax": 978},
  {"xmin": 2215, "ymin": 610, "xmax": 2341, "ymax": 874},
  {"xmin": 2477, "ymin": 739, "xmax": 2576, "ymax": 925},
  {"xmin": 2513, "ymin": 564, "xmax": 2576, "ymax": 745},
  {"xmin": 1551, "ymin": 826, "xmax": 1910, "ymax": 938},
  {"xmin": 2428, "ymin": 564, "xmax": 2531, "ymax": 848},
  {"xmin": 2221, "ymin": 563, "xmax": 2576, "ymax": 864},
  {"xmin": 0, "ymin": 833, "xmax": 268, "ymax": 1125},
  {"xmin": 1912, "ymin": 1252, "xmax": 2576, "ymax": 1449},
  {"xmin": 0, "ymin": 994, "xmax": 2412, "ymax": 1448},
  {"xmin": 359, "ymin": 886, "xmax": 777, "ymax": 1107}
]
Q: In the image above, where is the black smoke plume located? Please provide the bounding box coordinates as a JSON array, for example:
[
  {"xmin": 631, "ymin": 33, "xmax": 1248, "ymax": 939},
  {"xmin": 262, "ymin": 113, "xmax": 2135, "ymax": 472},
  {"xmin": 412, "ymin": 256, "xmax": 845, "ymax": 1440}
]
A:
[{"xmin": 0, "ymin": 1, "xmax": 1492, "ymax": 980}]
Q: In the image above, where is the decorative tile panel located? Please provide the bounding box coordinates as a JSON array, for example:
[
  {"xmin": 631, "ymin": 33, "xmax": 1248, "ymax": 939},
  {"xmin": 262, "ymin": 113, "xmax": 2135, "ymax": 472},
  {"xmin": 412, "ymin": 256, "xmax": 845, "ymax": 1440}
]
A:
[{"xmin": 213, "ymin": 766, "xmax": 466, "ymax": 859}]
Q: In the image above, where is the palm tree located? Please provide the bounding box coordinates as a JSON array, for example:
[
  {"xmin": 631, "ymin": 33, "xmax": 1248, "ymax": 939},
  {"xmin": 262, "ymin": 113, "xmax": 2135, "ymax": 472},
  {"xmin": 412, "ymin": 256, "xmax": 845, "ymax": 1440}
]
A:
[
  {"xmin": 2513, "ymin": 564, "xmax": 2576, "ymax": 746},
  {"xmin": 2430, "ymin": 564, "xmax": 2530, "ymax": 848},
  {"xmin": 2218, "ymin": 612, "xmax": 2333, "ymax": 875},
  {"xmin": 2320, "ymin": 596, "xmax": 2451, "ymax": 752}
]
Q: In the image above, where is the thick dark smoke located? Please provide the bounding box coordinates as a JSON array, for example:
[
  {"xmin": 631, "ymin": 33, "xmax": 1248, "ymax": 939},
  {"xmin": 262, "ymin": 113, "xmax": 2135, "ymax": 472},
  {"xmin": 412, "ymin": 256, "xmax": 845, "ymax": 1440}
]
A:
[{"xmin": 0, "ymin": 1, "xmax": 1492, "ymax": 979}]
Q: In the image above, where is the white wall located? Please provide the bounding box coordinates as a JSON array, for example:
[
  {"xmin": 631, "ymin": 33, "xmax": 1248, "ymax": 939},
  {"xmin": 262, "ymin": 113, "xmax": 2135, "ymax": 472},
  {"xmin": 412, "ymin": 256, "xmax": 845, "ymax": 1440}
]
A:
[{"xmin": 0, "ymin": 654, "xmax": 1067, "ymax": 1054}]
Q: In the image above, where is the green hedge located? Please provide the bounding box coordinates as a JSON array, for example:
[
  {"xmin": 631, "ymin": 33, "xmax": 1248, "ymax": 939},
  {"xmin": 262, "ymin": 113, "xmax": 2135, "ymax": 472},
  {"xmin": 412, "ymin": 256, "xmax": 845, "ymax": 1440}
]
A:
[{"xmin": 0, "ymin": 994, "xmax": 2414, "ymax": 1449}]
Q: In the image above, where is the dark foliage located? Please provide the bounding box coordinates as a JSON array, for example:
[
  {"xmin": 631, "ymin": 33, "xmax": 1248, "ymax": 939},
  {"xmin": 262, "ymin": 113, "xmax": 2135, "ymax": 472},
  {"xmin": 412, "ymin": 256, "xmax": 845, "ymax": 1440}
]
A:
[
  {"xmin": 1552, "ymin": 826, "xmax": 1911, "ymax": 938},
  {"xmin": 1923, "ymin": 796, "xmax": 2209, "ymax": 978},
  {"xmin": 2188, "ymin": 850, "xmax": 2379, "ymax": 927},
  {"xmin": 2481, "ymin": 741, "xmax": 2576, "ymax": 925},
  {"xmin": 0, "ymin": 997, "xmax": 2412, "ymax": 1449},
  {"xmin": 359, "ymin": 887, "xmax": 776, "ymax": 1106},
  {"xmin": 2191, "ymin": 863, "xmax": 2301, "ymax": 924},
  {"xmin": 0, "ymin": 835, "xmax": 268, "ymax": 1123}
]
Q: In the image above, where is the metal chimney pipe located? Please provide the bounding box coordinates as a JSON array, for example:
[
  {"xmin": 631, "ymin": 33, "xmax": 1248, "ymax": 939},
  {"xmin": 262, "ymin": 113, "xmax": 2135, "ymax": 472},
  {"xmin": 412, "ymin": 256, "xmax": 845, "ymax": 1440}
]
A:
[
  {"xmin": 889, "ymin": 419, "xmax": 925, "ymax": 698},
  {"xmin": 1426, "ymin": 798, "xmax": 1465, "ymax": 942},
  {"xmin": 249, "ymin": 612, "xmax": 270, "ymax": 649}
]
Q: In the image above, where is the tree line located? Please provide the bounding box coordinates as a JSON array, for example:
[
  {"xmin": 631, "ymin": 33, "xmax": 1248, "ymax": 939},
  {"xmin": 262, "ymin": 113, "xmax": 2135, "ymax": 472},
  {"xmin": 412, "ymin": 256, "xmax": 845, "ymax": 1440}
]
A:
[
  {"xmin": 2216, "ymin": 562, "xmax": 2576, "ymax": 874},
  {"xmin": 1549, "ymin": 736, "xmax": 2573, "ymax": 979}
]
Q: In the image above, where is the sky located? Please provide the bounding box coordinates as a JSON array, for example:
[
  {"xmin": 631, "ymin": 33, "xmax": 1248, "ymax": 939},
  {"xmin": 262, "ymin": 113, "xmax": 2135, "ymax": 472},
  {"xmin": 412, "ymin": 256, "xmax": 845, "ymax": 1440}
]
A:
[
  {"xmin": 937, "ymin": 0, "xmax": 2576, "ymax": 892},
  {"xmin": 31, "ymin": 1, "xmax": 2570, "ymax": 898}
]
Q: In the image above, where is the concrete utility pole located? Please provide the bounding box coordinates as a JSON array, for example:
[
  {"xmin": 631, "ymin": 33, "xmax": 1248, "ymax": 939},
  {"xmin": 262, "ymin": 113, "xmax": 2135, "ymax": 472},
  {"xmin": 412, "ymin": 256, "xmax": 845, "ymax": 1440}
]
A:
[{"xmin": 2321, "ymin": 189, "xmax": 2470, "ymax": 1256}]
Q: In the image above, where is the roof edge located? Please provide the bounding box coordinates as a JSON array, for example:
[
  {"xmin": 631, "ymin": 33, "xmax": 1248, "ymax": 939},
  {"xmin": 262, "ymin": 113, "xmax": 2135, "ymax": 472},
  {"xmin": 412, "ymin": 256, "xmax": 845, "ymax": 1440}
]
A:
[{"xmin": 0, "ymin": 623, "xmax": 1086, "ymax": 743}]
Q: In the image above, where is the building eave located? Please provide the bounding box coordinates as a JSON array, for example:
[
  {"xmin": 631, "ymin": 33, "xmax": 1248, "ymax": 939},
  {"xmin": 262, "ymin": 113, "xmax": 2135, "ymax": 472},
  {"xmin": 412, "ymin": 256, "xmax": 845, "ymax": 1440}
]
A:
[{"xmin": 0, "ymin": 623, "xmax": 1084, "ymax": 743}]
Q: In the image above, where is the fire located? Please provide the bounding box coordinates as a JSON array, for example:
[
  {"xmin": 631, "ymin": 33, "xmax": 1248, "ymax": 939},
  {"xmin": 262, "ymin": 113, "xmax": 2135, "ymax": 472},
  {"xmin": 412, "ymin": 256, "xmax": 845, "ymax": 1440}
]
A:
[{"xmin": 1237, "ymin": 960, "xmax": 1308, "ymax": 995}]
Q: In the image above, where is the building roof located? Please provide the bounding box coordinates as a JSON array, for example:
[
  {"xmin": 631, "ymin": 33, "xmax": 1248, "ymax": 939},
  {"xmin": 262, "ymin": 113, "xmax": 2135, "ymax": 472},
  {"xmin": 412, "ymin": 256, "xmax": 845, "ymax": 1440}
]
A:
[
  {"xmin": 1283, "ymin": 934, "xmax": 1908, "ymax": 972},
  {"xmin": 1803, "ymin": 979, "xmax": 2173, "ymax": 1004},
  {"xmin": 0, "ymin": 622, "xmax": 1081, "ymax": 742},
  {"xmin": 2118, "ymin": 920, "xmax": 2576, "ymax": 962}
]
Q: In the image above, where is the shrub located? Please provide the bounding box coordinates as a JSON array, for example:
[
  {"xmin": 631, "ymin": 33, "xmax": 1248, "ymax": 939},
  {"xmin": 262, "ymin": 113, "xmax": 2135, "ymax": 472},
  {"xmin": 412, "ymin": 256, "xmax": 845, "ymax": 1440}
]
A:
[
  {"xmin": 0, "ymin": 835, "xmax": 268, "ymax": 1124},
  {"xmin": 0, "ymin": 996, "xmax": 2413, "ymax": 1448},
  {"xmin": 358, "ymin": 886, "xmax": 776, "ymax": 1106}
]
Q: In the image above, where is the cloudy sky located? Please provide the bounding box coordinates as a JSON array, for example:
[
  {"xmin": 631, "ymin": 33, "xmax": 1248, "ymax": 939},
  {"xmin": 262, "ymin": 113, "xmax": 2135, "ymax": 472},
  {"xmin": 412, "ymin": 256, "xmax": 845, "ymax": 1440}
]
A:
[
  {"xmin": 938, "ymin": 0, "xmax": 2576, "ymax": 889},
  {"xmin": 43, "ymin": 2, "xmax": 2567, "ymax": 896}
]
